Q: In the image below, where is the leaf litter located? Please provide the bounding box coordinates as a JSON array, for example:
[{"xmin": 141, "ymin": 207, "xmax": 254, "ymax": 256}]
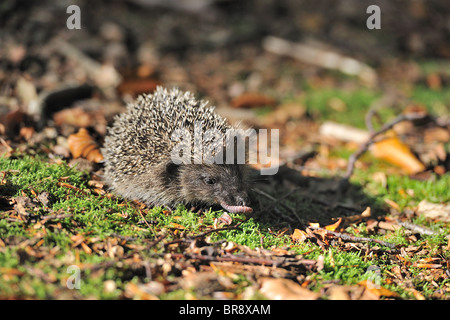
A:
[{"xmin": 1, "ymin": 1, "xmax": 449, "ymax": 300}]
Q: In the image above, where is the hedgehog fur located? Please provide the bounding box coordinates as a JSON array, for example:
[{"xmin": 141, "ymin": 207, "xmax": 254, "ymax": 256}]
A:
[{"xmin": 102, "ymin": 87, "xmax": 252, "ymax": 213}]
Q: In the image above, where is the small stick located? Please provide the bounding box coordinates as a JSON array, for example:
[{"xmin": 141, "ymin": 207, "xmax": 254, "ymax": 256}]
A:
[
  {"xmin": 305, "ymin": 227, "xmax": 326, "ymax": 250},
  {"xmin": 174, "ymin": 252, "xmax": 317, "ymax": 268},
  {"xmin": 138, "ymin": 208, "xmax": 153, "ymax": 229},
  {"xmin": 309, "ymin": 226, "xmax": 397, "ymax": 249},
  {"xmin": 146, "ymin": 233, "xmax": 167, "ymax": 250},
  {"xmin": 40, "ymin": 213, "xmax": 73, "ymax": 222},
  {"xmin": 396, "ymin": 221, "xmax": 437, "ymax": 236},
  {"xmin": 57, "ymin": 182, "xmax": 88, "ymax": 195}
]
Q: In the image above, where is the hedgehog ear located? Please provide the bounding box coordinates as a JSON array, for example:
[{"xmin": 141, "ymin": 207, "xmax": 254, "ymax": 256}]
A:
[{"xmin": 165, "ymin": 161, "xmax": 180, "ymax": 179}]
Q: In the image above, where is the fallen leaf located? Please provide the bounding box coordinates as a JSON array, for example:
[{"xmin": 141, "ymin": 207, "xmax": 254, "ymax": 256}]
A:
[
  {"xmin": 117, "ymin": 78, "xmax": 160, "ymax": 97},
  {"xmin": 218, "ymin": 212, "xmax": 233, "ymax": 225},
  {"xmin": 271, "ymin": 247, "xmax": 290, "ymax": 255},
  {"xmin": 169, "ymin": 223, "xmax": 185, "ymax": 230},
  {"xmin": 416, "ymin": 200, "xmax": 450, "ymax": 222},
  {"xmin": 1, "ymin": 110, "xmax": 27, "ymax": 137},
  {"xmin": 19, "ymin": 127, "xmax": 35, "ymax": 141},
  {"xmin": 413, "ymin": 263, "xmax": 442, "ymax": 269},
  {"xmin": 361, "ymin": 206, "xmax": 372, "ymax": 218},
  {"xmin": 80, "ymin": 242, "xmax": 92, "ymax": 254},
  {"xmin": 259, "ymin": 277, "xmax": 319, "ymax": 300},
  {"xmin": 231, "ymin": 92, "xmax": 276, "ymax": 109},
  {"xmin": 325, "ymin": 218, "xmax": 342, "ymax": 231},
  {"xmin": 427, "ymin": 73, "xmax": 442, "ymax": 90},
  {"xmin": 358, "ymin": 280, "xmax": 399, "ymax": 298},
  {"xmin": 291, "ymin": 229, "xmax": 308, "ymax": 243},
  {"xmin": 309, "ymin": 222, "xmax": 320, "ymax": 229},
  {"xmin": 325, "ymin": 285, "xmax": 352, "ymax": 300},
  {"xmin": 319, "ymin": 121, "xmax": 369, "ymax": 143},
  {"xmin": 325, "ymin": 285, "xmax": 378, "ymax": 300},
  {"xmin": 408, "ymin": 288, "xmax": 426, "ymax": 300},
  {"xmin": 265, "ymin": 102, "xmax": 306, "ymax": 125},
  {"xmin": 378, "ymin": 221, "xmax": 401, "ymax": 232},
  {"xmin": 68, "ymin": 128, "xmax": 103, "ymax": 163},
  {"xmin": 418, "ymin": 257, "xmax": 441, "ymax": 263},
  {"xmin": 124, "ymin": 283, "xmax": 159, "ymax": 300},
  {"xmin": 372, "ymin": 172, "xmax": 387, "ymax": 188},
  {"xmin": 53, "ymin": 107, "xmax": 92, "ymax": 128},
  {"xmin": 370, "ymin": 134, "xmax": 425, "ymax": 174},
  {"xmin": 16, "ymin": 76, "xmax": 38, "ymax": 107},
  {"xmin": 1, "ymin": 266, "xmax": 27, "ymax": 276},
  {"xmin": 384, "ymin": 198, "xmax": 401, "ymax": 211}
]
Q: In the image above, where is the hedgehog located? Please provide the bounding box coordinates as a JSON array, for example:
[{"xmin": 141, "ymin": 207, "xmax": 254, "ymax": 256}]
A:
[{"xmin": 102, "ymin": 86, "xmax": 253, "ymax": 213}]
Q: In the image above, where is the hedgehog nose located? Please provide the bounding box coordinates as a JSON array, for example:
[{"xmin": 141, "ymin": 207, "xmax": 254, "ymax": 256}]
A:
[{"xmin": 236, "ymin": 194, "xmax": 250, "ymax": 207}]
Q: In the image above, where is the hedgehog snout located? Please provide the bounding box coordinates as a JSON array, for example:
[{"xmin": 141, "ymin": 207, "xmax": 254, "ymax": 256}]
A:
[
  {"xmin": 218, "ymin": 190, "xmax": 253, "ymax": 213},
  {"xmin": 219, "ymin": 188, "xmax": 250, "ymax": 206},
  {"xmin": 234, "ymin": 193, "xmax": 250, "ymax": 207}
]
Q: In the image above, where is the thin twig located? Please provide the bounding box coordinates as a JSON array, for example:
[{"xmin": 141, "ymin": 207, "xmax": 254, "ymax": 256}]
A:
[
  {"xmin": 138, "ymin": 208, "xmax": 153, "ymax": 229},
  {"xmin": 57, "ymin": 182, "xmax": 88, "ymax": 195},
  {"xmin": 308, "ymin": 226, "xmax": 397, "ymax": 249},
  {"xmin": 396, "ymin": 221, "xmax": 438, "ymax": 236},
  {"xmin": 40, "ymin": 213, "xmax": 73, "ymax": 222},
  {"xmin": 171, "ymin": 252, "xmax": 317, "ymax": 268},
  {"xmin": 146, "ymin": 233, "xmax": 167, "ymax": 250},
  {"xmin": 305, "ymin": 227, "xmax": 326, "ymax": 250}
]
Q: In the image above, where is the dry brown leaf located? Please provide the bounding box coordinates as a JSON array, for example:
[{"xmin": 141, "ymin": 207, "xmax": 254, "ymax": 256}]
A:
[
  {"xmin": 358, "ymin": 280, "xmax": 399, "ymax": 298},
  {"xmin": 1, "ymin": 110, "xmax": 27, "ymax": 137},
  {"xmin": 0, "ymin": 267, "xmax": 26, "ymax": 277},
  {"xmin": 361, "ymin": 206, "xmax": 372, "ymax": 218},
  {"xmin": 124, "ymin": 283, "xmax": 159, "ymax": 300},
  {"xmin": 325, "ymin": 218, "xmax": 342, "ymax": 231},
  {"xmin": 413, "ymin": 263, "xmax": 442, "ymax": 269},
  {"xmin": 259, "ymin": 277, "xmax": 319, "ymax": 300},
  {"xmin": 325, "ymin": 285, "xmax": 379, "ymax": 300},
  {"xmin": 117, "ymin": 78, "xmax": 160, "ymax": 97},
  {"xmin": 417, "ymin": 200, "xmax": 450, "ymax": 222},
  {"xmin": 378, "ymin": 221, "xmax": 402, "ymax": 232},
  {"xmin": 169, "ymin": 223, "xmax": 185, "ymax": 230},
  {"xmin": 68, "ymin": 128, "xmax": 103, "ymax": 163},
  {"xmin": 218, "ymin": 212, "xmax": 233, "ymax": 225},
  {"xmin": 427, "ymin": 73, "xmax": 442, "ymax": 90},
  {"xmin": 265, "ymin": 102, "xmax": 306, "ymax": 125},
  {"xmin": 53, "ymin": 107, "xmax": 92, "ymax": 128},
  {"xmin": 309, "ymin": 222, "xmax": 320, "ymax": 229},
  {"xmin": 370, "ymin": 135, "xmax": 425, "ymax": 174},
  {"xmin": 80, "ymin": 242, "xmax": 92, "ymax": 254},
  {"xmin": 384, "ymin": 198, "xmax": 401, "ymax": 211},
  {"xmin": 231, "ymin": 92, "xmax": 276, "ymax": 109},
  {"xmin": 408, "ymin": 288, "xmax": 426, "ymax": 300},
  {"xmin": 325, "ymin": 285, "xmax": 352, "ymax": 300},
  {"xmin": 291, "ymin": 228, "xmax": 308, "ymax": 243},
  {"xmin": 19, "ymin": 126, "xmax": 35, "ymax": 141}
]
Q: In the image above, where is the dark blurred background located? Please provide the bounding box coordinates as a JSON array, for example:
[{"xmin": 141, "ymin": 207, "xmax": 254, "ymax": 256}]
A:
[{"xmin": 1, "ymin": 0, "xmax": 449, "ymax": 116}]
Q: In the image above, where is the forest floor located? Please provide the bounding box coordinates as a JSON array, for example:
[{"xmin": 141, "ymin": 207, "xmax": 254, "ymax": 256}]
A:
[{"xmin": 0, "ymin": 1, "xmax": 449, "ymax": 300}]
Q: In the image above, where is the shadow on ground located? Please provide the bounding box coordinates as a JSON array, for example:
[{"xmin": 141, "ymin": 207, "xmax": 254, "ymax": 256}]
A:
[{"xmin": 248, "ymin": 165, "xmax": 384, "ymax": 230}]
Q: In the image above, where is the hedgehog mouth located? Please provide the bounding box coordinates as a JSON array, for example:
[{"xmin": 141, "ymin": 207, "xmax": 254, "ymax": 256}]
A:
[{"xmin": 220, "ymin": 201, "xmax": 253, "ymax": 214}]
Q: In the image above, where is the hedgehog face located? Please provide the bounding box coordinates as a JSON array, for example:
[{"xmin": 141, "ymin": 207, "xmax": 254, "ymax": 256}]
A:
[{"xmin": 174, "ymin": 163, "xmax": 252, "ymax": 213}]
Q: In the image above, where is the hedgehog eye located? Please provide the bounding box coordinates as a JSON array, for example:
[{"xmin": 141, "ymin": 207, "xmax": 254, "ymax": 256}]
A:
[{"xmin": 204, "ymin": 177, "xmax": 216, "ymax": 185}]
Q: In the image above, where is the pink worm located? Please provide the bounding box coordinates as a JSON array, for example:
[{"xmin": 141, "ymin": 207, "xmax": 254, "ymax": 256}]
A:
[{"xmin": 220, "ymin": 202, "xmax": 253, "ymax": 214}]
